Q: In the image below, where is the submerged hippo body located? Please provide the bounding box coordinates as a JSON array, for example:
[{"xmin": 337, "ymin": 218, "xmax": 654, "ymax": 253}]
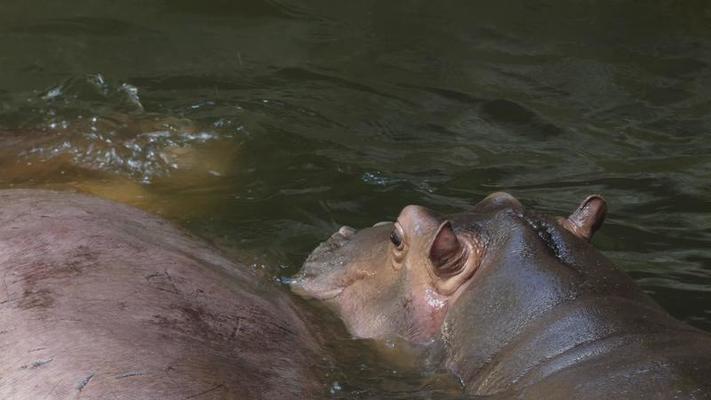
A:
[
  {"xmin": 293, "ymin": 193, "xmax": 711, "ymax": 399},
  {"xmin": 0, "ymin": 190, "xmax": 323, "ymax": 399}
]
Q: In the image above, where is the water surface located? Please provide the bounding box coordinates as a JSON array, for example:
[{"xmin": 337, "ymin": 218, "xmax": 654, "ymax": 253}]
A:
[{"xmin": 1, "ymin": 1, "xmax": 711, "ymax": 398}]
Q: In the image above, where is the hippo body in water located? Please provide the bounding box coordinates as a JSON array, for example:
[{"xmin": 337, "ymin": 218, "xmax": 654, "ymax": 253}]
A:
[
  {"xmin": 293, "ymin": 193, "xmax": 711, "ymax": 399},
  {"xmin": 0, "ymin": 190, "xmax": 323, "ymax": 399}
]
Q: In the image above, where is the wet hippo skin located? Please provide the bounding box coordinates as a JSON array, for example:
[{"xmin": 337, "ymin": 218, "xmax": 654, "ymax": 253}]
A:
[
  {"xmin": 0, "ymin": 189, "xmax": 323, "ymax": 400},
  {"xmin": 292, "ymin": 192, "xmax": 711, "ymax": 399}
]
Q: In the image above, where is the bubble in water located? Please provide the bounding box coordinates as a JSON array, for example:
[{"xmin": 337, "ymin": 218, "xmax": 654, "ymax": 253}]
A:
[
  {"xmin": 361, "ymin": 171, "xmax": 401, "ymax": 186},
  {"xmin": 42, "ymin": 87, "xmax": 62, "ymax": 101},
  {"xmin": 329, "ymin": 381, "xmax": 342, "ymax": 394}
]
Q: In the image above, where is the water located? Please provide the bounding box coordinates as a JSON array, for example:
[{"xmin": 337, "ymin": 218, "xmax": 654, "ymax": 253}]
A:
[{"xmin": 1, "ymin": 0, "xmax": 711, "ymax": 397}]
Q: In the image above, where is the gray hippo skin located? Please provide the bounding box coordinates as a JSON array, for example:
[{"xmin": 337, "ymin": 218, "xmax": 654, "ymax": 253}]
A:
[
  {"xmin": 0, "ymin": 190, "xmax": 323, "ymax": 399},
  {"xmin": 292, "ymin": 192, "xmax": 711, "ymax": 399}
]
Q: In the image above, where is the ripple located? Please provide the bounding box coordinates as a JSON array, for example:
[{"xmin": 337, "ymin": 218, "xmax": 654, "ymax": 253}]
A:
[{"xmin": 5, "ymin": 16, "xmax": 158, "ymax": 37}]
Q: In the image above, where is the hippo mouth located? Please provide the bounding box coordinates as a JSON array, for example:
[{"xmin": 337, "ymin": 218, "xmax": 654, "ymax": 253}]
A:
[
  {"xmin": 311, "ymin": 286, "xmax": 344, "ymax": 300},
  {"xmin": 290, "ymin": 276, "xmax": 345, "ymax": 300},
  {"xmin": 291, "ymin": 268, "xmax": 377, "ymax": 301}
]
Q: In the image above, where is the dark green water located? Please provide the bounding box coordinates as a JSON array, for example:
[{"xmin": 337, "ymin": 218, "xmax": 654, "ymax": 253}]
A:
[{"xmin": 1, "ymin": 1, "xmax": 711, "ymax": 398}]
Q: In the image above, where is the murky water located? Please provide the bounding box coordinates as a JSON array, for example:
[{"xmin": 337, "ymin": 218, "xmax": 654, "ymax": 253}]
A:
[{"xmin": 1, "ymin": 0, "xmax": 711, "ymax": 398}]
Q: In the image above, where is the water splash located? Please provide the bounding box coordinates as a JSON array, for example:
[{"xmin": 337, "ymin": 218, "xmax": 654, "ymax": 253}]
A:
[
  {"xmin": 2, "ymin": 74, "xmax": 240, "ymax": 184},
  {"xmin": 41, "ymin": 73, "xmax": 143, "ymax": 111},
  {"xmin": 21, "ymin": 123, "xmax": 227, "ymax": 183}
]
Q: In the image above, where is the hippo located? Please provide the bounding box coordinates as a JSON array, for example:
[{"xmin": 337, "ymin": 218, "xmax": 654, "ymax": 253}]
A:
[
  {"xmin": 292, "ymin": 192, "xmax": 711, "ymax": 399},
  {"xmin": 0, "ymin": 189, "xmax": 324, "ymax": 399}
]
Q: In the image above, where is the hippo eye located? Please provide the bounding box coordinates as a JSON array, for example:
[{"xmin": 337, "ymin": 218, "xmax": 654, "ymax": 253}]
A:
[{"xmin": 390, "ymin": 229, "xmax": 403, "ymax": 249}]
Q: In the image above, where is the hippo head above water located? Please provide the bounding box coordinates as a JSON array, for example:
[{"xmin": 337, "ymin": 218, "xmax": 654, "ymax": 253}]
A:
[
  {"xmin": 291, "ymin": 192, "xmax": 609, "ymax": 343},
  {"xmin": 292, "ymin": 192, "xmax": 711, "ymax": 398}
]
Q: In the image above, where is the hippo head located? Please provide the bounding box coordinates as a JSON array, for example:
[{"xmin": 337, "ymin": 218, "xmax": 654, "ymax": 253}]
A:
[{"xmin": 291, "ymin": 192, "xmax": 612, "ymax": 345}]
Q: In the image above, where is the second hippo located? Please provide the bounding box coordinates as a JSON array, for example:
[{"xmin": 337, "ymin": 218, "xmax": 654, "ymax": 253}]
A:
[
  {"xmin": 292, "ymin": 193, "xmax": 711, "ymax": 399},
  {"xmin": 0, "ymin": 189, "xmax": 325, "ymax": 399}
]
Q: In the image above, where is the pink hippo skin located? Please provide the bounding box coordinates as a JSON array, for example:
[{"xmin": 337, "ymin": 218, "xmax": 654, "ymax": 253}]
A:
[
  {"xmin": 292, "ymin": 192, "xmax": 711, "ymax": 400},
  {"xmin": 0, "ymin": 189, "xmax": 325, "ymax": 400}
]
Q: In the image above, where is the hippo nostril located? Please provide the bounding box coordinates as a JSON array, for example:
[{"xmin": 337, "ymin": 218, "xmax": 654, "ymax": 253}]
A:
[{"xmin": 338, "ymin": 225, "xmax": 356, "ymax": 238}]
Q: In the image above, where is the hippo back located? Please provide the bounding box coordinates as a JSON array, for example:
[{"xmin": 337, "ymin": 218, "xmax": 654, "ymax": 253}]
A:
[{"xmin": 0, "ymin": 189, "xmax": 324, "ymax": 399}]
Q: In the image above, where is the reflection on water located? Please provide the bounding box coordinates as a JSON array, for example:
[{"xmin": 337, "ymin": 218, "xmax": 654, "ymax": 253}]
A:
[{"xmin": 1, "ymin": 0, "xmax": 711, "ymax": 397}]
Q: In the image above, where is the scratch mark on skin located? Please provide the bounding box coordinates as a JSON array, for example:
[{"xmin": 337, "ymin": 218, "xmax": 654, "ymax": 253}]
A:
[
  {"xmin": 76, "ymin": 373, "xmax": 95, "ymax": 392},
  {"xmin": 184, "ymin": 384, "xmax": 225, "ymax": 399},
  {"xmin": 163, "ymin": 365, "xmax": 181, "ymax": 388},
  {"xmin": 0, "ymin": 270, "xmax": 18, "ymax": 305},
  {"xmin": 2, "ymin": 270, "xmax": 9, "ymax": 303},
  {"xmin": 115, "ymin": 371, "xmax": 145, "ymax": 379},
  {"xmin": 145, "ymin": 270, "xmax": 180, "ymax": 294},
  {"xmin": 230, "ymin": 318, "xmax": 243, "ymax": 341},
  {"xmin": 20, "ymin": 358, "xmax": 53, "ymax": 369},
  {"xmin": 29, "ymin": 347, "xmax": 47, "ymax": 353}
]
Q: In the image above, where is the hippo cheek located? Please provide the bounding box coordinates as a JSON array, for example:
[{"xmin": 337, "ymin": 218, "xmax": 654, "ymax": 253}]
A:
[
  {"xmin": 402, "ymin": 287, "xmax": 451, "ymax": 343},
  {"xmin": 331, "ymin": 281, "xmax": 391, "ymax": 339},
  {"xmin": 332, "ymin": 284, "xmax": 451, "ymax": 342}
]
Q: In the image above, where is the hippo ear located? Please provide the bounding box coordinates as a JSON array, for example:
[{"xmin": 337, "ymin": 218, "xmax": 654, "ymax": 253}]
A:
[
  {"xmin": 429, "ymin": 221, "xmax": 466, "ymax": 277},
  {"xmin": 562, "ymin": 195, "xmax": 607, "ymax": 241}
]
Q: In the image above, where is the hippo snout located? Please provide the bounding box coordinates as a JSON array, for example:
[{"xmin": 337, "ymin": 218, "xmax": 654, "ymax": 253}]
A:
[
  {"xmin": 289, "ymin": 229, "xmax": 351, "ymax": 301},
  {"xmin": 292, "ymin": 222, "xmax": 392, "ymax": 302}
]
